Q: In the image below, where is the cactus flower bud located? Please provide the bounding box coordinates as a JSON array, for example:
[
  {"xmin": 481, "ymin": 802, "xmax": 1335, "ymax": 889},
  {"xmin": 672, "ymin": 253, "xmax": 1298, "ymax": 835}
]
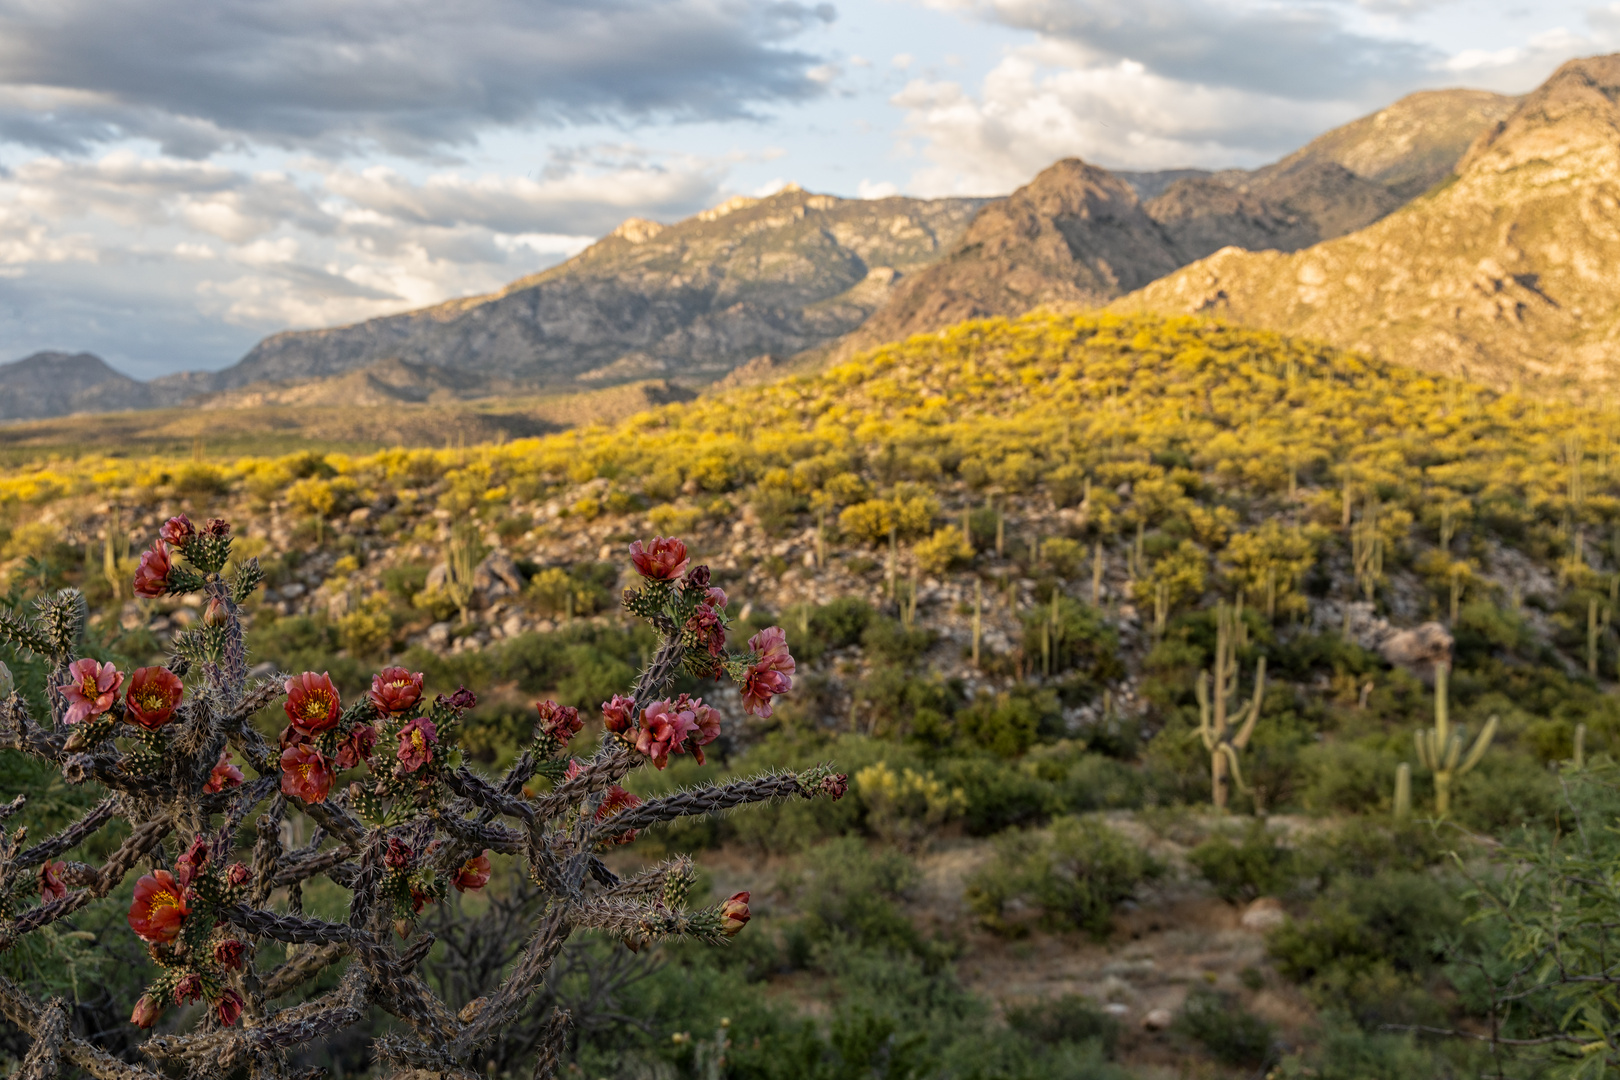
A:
[
  {"xmin": 203, "ymin": 597, "xmax": 228, "ymax": 627},
  {"xmin": 130, "ymin": 994, "xmax": 163, "ymax": 1029},
  {"xmin": 718, "ymin": 892, "xmax": 751, "ymax": 936}
]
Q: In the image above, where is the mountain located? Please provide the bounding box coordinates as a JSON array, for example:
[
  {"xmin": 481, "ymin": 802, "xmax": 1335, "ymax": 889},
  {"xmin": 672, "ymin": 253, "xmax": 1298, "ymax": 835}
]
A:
[
  {"xmin": 0, "ymin": 352, "xmax": 155, "ymax": 419},
  {"xmin": 832, "ymin": 89, "xmax": 1516, "ymax": 359},
  {"xmin": 1116, "ymin": 55, "xmax": 1620, "ymax": 393},
  {"xmin": 197, "ymin": 186, "xmax": 986, "ymax": 395}
]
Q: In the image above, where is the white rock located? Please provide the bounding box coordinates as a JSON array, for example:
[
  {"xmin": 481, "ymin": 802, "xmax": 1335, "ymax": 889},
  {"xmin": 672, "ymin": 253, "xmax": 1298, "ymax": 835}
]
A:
[
  {"xmin": 1141, "ymin": 1008, "xmax": 1173, "ymax": 1031},
  {"xmin": 1241, "ymin": 897, "xmax": 1288, "ymax": 932},
  {"xmin": 427, "ymin": 622, "xmax": 452, "ymax": 647},
  {"xmin": 281, "ymin": 582, "xmax": 306, "ymax": 599},
  {"xmin": 503, "ymin": 613, "xmax": 525, "ymax": 638}
]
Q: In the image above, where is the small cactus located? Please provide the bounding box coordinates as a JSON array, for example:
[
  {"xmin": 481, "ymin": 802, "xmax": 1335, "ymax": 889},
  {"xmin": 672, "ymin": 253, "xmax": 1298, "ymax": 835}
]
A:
[{"xmin": 1195, "ymin": 602, "xmax": 1266, "ymax": 811}]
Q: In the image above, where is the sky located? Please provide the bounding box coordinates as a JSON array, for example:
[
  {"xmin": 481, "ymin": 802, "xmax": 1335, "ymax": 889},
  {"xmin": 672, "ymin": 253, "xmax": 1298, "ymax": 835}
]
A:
[{"xmin": 0, "ymin": 0, "xmax": 1611, "ymax": 379}]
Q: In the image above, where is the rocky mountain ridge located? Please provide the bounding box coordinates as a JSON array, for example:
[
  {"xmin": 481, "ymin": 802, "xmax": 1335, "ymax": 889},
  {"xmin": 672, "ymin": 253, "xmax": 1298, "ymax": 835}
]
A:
[
  {"xmin": 1117, "ymin": 54, "xmax": 1620, "ymax": 393},
  {"xmin": 7, "ymin": 84, "xmax": 1525, "ymax": 420}
]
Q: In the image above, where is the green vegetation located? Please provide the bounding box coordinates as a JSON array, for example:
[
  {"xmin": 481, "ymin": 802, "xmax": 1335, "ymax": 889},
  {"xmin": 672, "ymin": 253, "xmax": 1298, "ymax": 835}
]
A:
[{"xmin": 4, "ymin": 311, "xmax": 1620, "ymax": 1076}]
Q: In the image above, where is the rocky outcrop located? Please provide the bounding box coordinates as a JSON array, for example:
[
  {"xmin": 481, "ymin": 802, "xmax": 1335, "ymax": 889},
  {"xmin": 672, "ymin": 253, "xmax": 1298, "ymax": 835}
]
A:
[
  {"xmin": 200, "ymin": 187, "xmax": 987, "ymax": 394},
  {"xmin": 1117, "ymin": 55, "xmax": 1620, "ymax": 394},
  {"xmin": 835, "ymin": 90, "xmax": 1515, "ymax": 358},
  {"xmin": 0, "ymin": 352, "xmax": 156, "ymax": 420}
]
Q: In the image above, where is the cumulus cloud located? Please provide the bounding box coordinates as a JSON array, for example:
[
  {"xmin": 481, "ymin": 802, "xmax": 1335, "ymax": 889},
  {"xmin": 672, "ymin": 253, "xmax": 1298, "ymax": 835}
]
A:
[
  {"xmin": 895, "ymin": 40, "xmax": 1355, "ymax": 193},
  {"xmin": 0, "ymin": 144, "xmax": 731, "ymax": 370},
  {"xmin": 0, "ymin": 0, "xmax": 838, "ymax": 157},
  {"xmin": 893, "ymin": 0, "xmax": 1620, "ymax": 194}
]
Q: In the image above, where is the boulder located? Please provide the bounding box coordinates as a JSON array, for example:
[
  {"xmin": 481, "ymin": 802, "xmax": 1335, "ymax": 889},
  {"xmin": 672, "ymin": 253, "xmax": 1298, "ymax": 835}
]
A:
[
  {"xmin": 1141, "ymin": 1007, "xmax": 1174, "ymax": 1031},
  {"xmin": 1378, "ymin": 621, "xmax": 1453, "ymax": 676},
  {"xmin": 474, "ymin": 550, "xmax": 526, "ymax": 597}
]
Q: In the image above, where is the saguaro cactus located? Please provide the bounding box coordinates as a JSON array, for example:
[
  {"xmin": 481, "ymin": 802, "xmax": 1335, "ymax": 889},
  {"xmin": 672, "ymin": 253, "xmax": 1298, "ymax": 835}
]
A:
[
  {"xmin": 1414, "ymin": 659, "xmax": 1496, "ymax": 816},
  {"xmin": 1195, "ymin": 603, "xmax": 1266, "ymax": 811}
]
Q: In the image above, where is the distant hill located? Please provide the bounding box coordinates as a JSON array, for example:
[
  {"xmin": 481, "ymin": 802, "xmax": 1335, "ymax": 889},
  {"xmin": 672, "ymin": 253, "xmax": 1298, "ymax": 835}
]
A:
[
  {"xmin": 195, "ymin": 187, "xmax": 987, "ymax": 396},
  {"xmin": 831, "ymin": 88, "xmax": 1516, "ymax": 359},
  {"xmin": 0, "ymin": 352, "xmax": 156, "ymax": 420},
  {"xmin": 1116, "ymin": 55, "xmax": 1620, "ymax": 393}
]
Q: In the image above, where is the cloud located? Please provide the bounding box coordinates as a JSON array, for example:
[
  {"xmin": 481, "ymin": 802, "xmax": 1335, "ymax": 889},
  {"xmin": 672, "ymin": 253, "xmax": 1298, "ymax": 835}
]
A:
[
  {"xmin": 894, "ymin": 41, "xmax": 1355, "ymax": 193},
  {"xmin": 891, "ymin": 0, "xmax": 1619, "ymax": 195},
  {"xmin": 0, "ymin": 0, "xmax": 838, "ymax": 157},
  {"xmin": 0, "ymin": 142, "xmax": 731, "ymax": 370},
  {"xmin": 966, "ymin": 0, "xmax": 1437, "ymax": 100}
]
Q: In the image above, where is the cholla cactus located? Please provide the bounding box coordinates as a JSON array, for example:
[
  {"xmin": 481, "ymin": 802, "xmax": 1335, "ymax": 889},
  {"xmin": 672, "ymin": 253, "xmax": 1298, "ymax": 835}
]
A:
[{"xmin": 0, "ymin": 521, "xmax": 843, "ymax": 1078}]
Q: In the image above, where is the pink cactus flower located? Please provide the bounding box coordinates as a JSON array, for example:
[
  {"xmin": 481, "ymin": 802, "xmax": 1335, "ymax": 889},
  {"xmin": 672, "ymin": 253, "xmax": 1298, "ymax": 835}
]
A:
[{"xmin": 58, "ymin": 658, "xmax": 124, "ymax": 725}]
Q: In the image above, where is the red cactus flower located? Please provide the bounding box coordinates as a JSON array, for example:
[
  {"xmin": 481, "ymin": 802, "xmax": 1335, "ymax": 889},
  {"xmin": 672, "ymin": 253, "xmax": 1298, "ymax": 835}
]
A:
[
  {"xmin": 128, "ymin": 869, "xmax": 188, "ymax": 943},
  {"xmin": 38, "ymin": 860, "xmax": 67, "ymax": 902},
  {"xmin": 334, "ymin": 723, "xmax": 377, "ymax": 770},
  {"xmin": 596, "ymin": 785, "xmax": 643, "ymax": 845},
  {"xmin": 204, "ymin": 750, "xmax": 244, "ymax": 793},
  {"xmin": 214, "ymin": 988, "xmax": 244, "ymax": 1027},
  {"xmin": 634, "ymin": 699, "xmax": 697, "ymax": 770},
  {"xmin": 740, "ymin": 626, "xmax": 795, "ymax": 718},
  {"xmin": 174, "ymin": 837, "xmax": 209, "ymax": 887},
  {"xmin": 159, "ymin": 515, "xmax": 195, "ymax": 546},
  {"xmin": 719, "ymin": 892, "xmax": 751, "ymax": 935},
  {"xmin": 58, "ymin": 657, "xmax": 124, "ymax": 726},
  {"xmin": 368, "ymin": 667, "xmax": 424, "ymax": 716},
  {"xmin": 820, "ymin": 773, "xmax": 849, "ymax": 801},
  {"xmin": 133, "ymin": 540, "xmax": 172, "ymax": 598},
  {"xmin": 601, "ymin": 695, "xmax": 636, "ymax": 734},
  {"xmin": 535, "ymin": 700, "xmax": 582, "ymax": 742},
  {"xmin": 409, "ymin": 883, "xmax": 434, "ymax": 915},
  {"xmin": 280, "ymin": 743, "xmax": 335, "ymax": 803},
  {"xmin": 395, "ymin": 717, "xmax": 438, "ymax": 773},
  {"xmin": 687, "ymin": 700, "xmax": 723, "ymax": 765},
  {"xmin": 384, "ymin": 838, "xmax": 414, "ymax": 870},
  {"xmin": 284, "ymin": 671, "xmax": 342, "ymax": 735},
  {"xmin": 443, "ymin": 686, "xmax": 477, "ymax": 711},
  {"xmin": 124, "ymin": 666, "xmax": 183, "ymax": 731},
  {"xmin": 214, "ymin": 938, "xmax": 245, "ymax": 970},
  {"xmin": 226, "ymin": 862, "xmax": 251, "ymax": 888},
  {"xmin": 130, "ymin": 994, "xmax": 163, "ymax": 1029},
  {"xmin": 173, "ymin": 973, "xmax": 204, "ymax": 1005},
  {"xmin": 453, "ymin": 851, "xmax": 492, "ymax": 892},
  {"xmin": 685, "ymin": 602, "xmax": 727, "ymax": 659},
  {"xmin": 204, "ymin": 518, "xmax": 231, "ymax": 538},
  {"xmin": 278, "ymin": 724, "xmax": 310, "ymax": 749},
  {"xmin": 629, "ymin": 536, "xmax": 689, "ymax": 580},
  {"xmin": 706, "ymin": 586, "xmax": 728, "ymax": 609}
]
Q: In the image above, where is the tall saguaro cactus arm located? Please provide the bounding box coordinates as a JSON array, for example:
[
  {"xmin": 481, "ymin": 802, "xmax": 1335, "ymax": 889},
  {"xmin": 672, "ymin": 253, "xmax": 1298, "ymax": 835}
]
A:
[
  {"xmin": 1413, "ymin": 660, "xmax": 1496, "ymax": 815},
  {"xmin": 1196, "ymin": 603, "xmax": 1266, "ymax": 811},
  {"xmin": 0, "ymin": 522, "xmax": 845, "ymax": 1080}
]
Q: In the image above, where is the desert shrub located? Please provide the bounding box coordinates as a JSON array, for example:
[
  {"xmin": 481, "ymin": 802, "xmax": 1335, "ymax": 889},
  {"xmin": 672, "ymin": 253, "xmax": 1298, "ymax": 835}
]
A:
[
  {"xmin": 1189, "ymin": 821, "xmax": 1299, "ymax": 903},
  {"xmin": 862, "ymin": 616, "xmax": 936, "ymax": 666},
  {"xmin": 957, "ymin": 691, "xmax": 1044, "ymax": 758},
  {"xmin": 1004, "ymin": 994, "xmax": 1120, "ymax": 1057},
  {"xmin": 1452, "ymin": 752, "xmax": 1561, "ymax": 834},
  {"xmin": 854, "ymin": 761, "xmax": 966, "ymax": 848},
  {"xmin": 966, "ymin": 816, "xmax": 1157, "ymax": 939},
  {"xmin": 942, "ymin": 756, "xmax": 1056, "ymax": 835},
  {"xmin": 915, "ymin": 525, "xmax": 973, "ymax": 574},
  {"xmin": 1300, "ymin": 740, "xmax": 1399, "ymax": 815},
  {"xmin": 1173, "ymin": 987, "xmax": 1275, "ymax": 1068},
  {"xmin": 1018, "ymin": 597, "xmax": 1121, "ymax": 685},
  {"xmin": 1042, "ymin": 537, "xmax": 1086, "ymax": 578},
  {"xmin": 1267, "ymin": 870, "xmax": 1467, "ymax": 1028},
  {"xmin": 785, "ymin": 838, "xmax": 933, "ymax": 966}
]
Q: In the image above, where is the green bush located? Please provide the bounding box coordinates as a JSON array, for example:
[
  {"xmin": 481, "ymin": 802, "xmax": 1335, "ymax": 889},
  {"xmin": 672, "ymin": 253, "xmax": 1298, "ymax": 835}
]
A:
[
  {"xmin": 1173, "ymin": 987, "xmax": 1275, "ymax": 1068},
  {"xmin": 1189, "ymin": 821, "xmax": 1298, "ymax": 903},
  {"xmin": 966, "ymin": 816, "xmax": 1157, "ymax": 939},
  {"xmin": 942, "ymin": 756, "xmax": 1055, "ymax": 835},
  {"xmin": 1004, "ymin": 994, "xmax": 1120, "ymax": 1057},
  {"xmin": 863, "ymin": 616, "xmax": 937, "ymax": 666},
  {"xmin": 1267, "ymin": 870, "xmax": 1466, "ymax": 1027},
  {"xmin": 957, "ymin": 691, "xmax": 1044, "ymax": 757},
  {"xmin": 785, "ymin": 838, "xmax": 934, "ymax": 967}
]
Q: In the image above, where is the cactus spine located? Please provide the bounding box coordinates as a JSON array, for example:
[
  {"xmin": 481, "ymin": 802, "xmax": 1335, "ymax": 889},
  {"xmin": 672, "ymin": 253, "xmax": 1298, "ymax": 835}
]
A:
[
  {"xmin": 1414, "ymin": 660, "xmax": 1497, "ymax": 816},
  {"xmin": 1195, "ymin": 602, "xmax": 1266, "ymax": 811}
]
